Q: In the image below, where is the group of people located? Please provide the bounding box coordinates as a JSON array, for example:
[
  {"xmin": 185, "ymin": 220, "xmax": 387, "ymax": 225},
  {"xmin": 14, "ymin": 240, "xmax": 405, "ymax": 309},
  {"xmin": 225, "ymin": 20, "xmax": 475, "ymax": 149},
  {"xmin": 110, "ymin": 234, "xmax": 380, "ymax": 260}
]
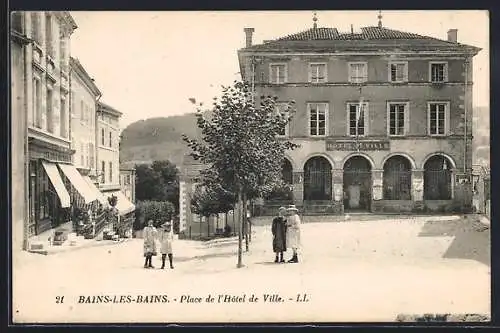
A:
[
  {"xmin": 142, "ymin": 220, "xmax": 175, "ymax": 269},
  {"xmin": 271, "ymin": 204, "xmax": 302, "ymax": 264},
  {"xmin": 141, "ymin": 205, "xmax": 302, "ymax": 269}
]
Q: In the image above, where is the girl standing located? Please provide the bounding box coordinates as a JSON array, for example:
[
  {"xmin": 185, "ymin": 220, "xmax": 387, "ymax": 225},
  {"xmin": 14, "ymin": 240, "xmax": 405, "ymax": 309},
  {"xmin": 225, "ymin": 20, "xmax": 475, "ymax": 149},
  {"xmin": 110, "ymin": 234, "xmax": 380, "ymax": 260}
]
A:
[
  {"xmin": 143, "ymin": 220, "xmax": 158, "ymax": 268},
  {"xmin": 159, "ymin": 221, "xmax": 174, "ymax": 269}
]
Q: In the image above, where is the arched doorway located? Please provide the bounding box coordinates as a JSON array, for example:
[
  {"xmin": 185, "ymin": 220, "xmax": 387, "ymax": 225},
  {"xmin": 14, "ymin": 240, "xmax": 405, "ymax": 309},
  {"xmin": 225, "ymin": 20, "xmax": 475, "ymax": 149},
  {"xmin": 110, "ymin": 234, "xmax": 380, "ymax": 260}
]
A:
[
  {"xmin": 343, "ymin": 156, "xmax": 372, "ymax": 211},
  {"xmin": 303, "ymin": 156, "xmax": 332, "ymax": 201},
  {"xmin": 424, "ymin": 155, "xmax": 452, "ymax": 200},
  {"xmin": 383, "ymin": 156, "xmax": 412, "ymax": 200}
]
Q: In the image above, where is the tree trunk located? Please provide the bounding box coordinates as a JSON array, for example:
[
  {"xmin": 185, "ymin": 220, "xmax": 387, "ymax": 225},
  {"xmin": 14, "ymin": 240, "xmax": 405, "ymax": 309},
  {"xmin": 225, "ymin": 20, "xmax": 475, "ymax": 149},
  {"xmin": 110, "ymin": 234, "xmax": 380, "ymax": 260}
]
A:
[
  {"xmin": 243, "ymin": 193, "xmax": 249, "ymax": 252},
  {"xmin": 207, "ymin": 215, "xmax": 210, "ymax": 237},
  {"xmin": 237, "ymin": 191, "xmax": 244, "ymax": 268}
]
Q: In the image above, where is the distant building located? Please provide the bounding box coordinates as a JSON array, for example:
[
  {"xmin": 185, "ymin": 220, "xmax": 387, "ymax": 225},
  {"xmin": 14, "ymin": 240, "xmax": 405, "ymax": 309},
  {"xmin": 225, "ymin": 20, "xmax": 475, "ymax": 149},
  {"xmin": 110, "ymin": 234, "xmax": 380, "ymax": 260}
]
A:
[
  {"xmin": 97, "ymin": 102, "xmax": 135, "ymax": 218},
  {"xmin": 119, "ymin": 164, "xmax": 136, "ymax": 204},
  {"xmin": 237, "ymin": 16, "xmax": 481, "ymax": 214}
]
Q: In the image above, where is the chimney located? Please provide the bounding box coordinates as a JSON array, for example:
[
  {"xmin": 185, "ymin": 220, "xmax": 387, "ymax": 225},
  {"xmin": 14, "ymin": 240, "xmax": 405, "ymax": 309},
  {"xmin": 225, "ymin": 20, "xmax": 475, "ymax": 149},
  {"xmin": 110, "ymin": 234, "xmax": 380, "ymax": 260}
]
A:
[
  {"xmin": 244, "ymin": 27, "xmax": 255, "ymax": 48},
  {"xmin": 447, "ymin": 29, "xmax": 458, "ymax": 43}
]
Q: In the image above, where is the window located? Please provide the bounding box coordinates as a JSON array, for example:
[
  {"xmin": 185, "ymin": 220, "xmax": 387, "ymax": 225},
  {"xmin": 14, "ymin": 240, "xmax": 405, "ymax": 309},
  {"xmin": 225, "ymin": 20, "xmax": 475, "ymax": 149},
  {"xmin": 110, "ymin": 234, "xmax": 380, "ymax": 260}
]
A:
[
  {"xmin": 348, "ymin": 62, "xmax": 367, "ymax": 83},
  {"xmin": 275, "ymin": 102, "xmax": 290, "ymax": 137},
  {"xmin": 60, "ymin": 37, "xmax": 68, "ymax": 71},
  {"xmin": 428, "ymin": 102, "xmax": 449, "ymax": 136},
  {"xmin": 32, "ymin": 76, "xmax": 41, "ymax": 127},
  {"xmin": 45, "ymin": 13, "xmax": 54, "ymax": 58},
  {"xmin": 46, "ymin": 87, "xmax": 53, "ymax": 133},
  {"xmin": 80, "ymin": 100, "xmax": 85, "ymax": 122},
  {"xmin": 430, "ymin": 62, "xmax": 448, "ymax": 83},
  {"xmin": 309, "ymin": 63, "xmax": 327, "ymax": 83},
  {"xmin": 389, "ymin": 62, "xmax": 408, "ymax": 83},
  {"xmin": 101, "ymin": 161, "xmax": 106, "ymax": 183},
  {"xmin": 85, "ymin": 144, "xmax": 89, "ymax": 167},
  {"xmin": 269, "ymin": 63, "xmax": 287, "ymax": 84},
  {"xmin": 30, "ymin": 12, "xmax": 41, "ymax": 44},
  {"xmin": 80, "ymin": 142, "xmax": 84, "ymax": 166},
  {"xmin": 89, "ymin": 143, "xmax": 94, "ymax": 169},
  {"xmin": 347, "ymin": 102, "xmax": 368, "ymax": 136},
  {"xmin": 101, "ymin": 128, "xmax": 105, "ymax": 145},
  {"xmin": 60, "ymin": 98, "xmax": 67, "ymax": 137},
  {"xmin": 109, "ymin": 132, "xmax": 112, "ymax": 148},
  {"xmin": 308, "ymin": 103, "xmax": 328, "ymax": 137},
  {"xmin": 11, "ymin": 12, "xmax": 24, "ymax": 33},
  {"xmin": 387, "ymin": 102, "xmax": 409, "ymax": 136},
  {"xmin": 109, "ymin": 162, "xmax": 113, "ymax": 183}
]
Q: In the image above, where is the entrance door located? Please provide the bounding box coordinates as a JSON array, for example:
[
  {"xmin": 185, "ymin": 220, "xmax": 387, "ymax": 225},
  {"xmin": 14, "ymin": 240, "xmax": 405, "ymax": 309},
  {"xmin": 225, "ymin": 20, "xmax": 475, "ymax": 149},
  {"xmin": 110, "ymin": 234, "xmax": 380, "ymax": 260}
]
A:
[{"xmin": 343, "ymin": 156, "xmax": 372, "ymax": 211}]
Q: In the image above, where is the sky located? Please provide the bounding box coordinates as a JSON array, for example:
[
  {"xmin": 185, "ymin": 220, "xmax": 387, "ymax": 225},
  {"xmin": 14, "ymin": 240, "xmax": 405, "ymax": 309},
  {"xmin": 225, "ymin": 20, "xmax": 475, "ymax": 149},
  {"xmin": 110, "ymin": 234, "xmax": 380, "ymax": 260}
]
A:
[{"xmin": 69, "ymin": 10, "xmax": 489, "ymax": 130}]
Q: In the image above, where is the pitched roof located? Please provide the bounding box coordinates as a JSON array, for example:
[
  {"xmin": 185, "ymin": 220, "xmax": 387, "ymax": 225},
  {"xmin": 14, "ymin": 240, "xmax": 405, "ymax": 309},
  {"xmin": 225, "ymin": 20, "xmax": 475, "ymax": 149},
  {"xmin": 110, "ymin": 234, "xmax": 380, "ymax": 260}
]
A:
[{"xmin": 242, "ymin": 26, "xmax": 481, "ymax": 54}]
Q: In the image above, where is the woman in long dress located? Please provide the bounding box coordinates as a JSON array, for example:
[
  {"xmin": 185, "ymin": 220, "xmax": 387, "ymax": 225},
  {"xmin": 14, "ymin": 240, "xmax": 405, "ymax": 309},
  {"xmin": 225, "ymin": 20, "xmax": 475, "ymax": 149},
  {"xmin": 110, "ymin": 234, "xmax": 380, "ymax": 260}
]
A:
[
  {"xmin": 159, "ymin": 221, "xmax": 175, "ymax": 269},
  {"xmin": 286, "ymin": 205, "xmax": 301, "ymax": 263},
  {"xmin": 143, "ymin": 220, "xmax": 158, "ymax": 268},
  {"xmin": 271, "ymin": 207, "xmax": 287, "ymax": 263}
]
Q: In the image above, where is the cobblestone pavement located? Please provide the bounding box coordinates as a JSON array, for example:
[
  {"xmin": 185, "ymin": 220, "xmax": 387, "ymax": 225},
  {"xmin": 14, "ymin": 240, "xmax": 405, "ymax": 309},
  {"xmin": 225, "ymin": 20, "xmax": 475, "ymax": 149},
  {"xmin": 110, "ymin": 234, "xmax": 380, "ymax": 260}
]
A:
[{"xmin": 12, "ymin": 215, "xmax": 490, "ymax": 323}]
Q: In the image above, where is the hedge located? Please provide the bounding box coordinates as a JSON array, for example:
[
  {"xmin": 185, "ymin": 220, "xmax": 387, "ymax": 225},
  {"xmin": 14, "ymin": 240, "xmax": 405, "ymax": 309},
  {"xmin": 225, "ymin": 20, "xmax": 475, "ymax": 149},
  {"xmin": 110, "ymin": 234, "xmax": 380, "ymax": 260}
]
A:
[{"xmin": 134, "ymin": 200, "xmax": 175, "ymax": 230}]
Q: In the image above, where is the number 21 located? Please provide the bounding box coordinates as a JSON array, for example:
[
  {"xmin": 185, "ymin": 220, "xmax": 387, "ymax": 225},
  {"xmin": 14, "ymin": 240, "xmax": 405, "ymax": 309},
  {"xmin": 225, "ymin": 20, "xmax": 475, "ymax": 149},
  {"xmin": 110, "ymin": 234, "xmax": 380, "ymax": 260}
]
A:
[{"xmin": 55, "ymin": 296, "xmax": 64, "ymax": 304}]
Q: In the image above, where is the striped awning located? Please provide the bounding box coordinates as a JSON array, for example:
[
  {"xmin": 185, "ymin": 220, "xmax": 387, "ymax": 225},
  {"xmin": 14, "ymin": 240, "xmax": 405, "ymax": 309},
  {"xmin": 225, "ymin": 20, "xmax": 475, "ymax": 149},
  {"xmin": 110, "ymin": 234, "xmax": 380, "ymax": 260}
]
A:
[
  {"xmin": 83, "ymin": 176, "xmax": 108, "ymax": 206},
  {"xmin": 57, "ymin": 163, "xmax": 98, "ymax": 204},
  {"xmin": 41, "ymin": 161, "xmax": 71, "ymax": 208}
]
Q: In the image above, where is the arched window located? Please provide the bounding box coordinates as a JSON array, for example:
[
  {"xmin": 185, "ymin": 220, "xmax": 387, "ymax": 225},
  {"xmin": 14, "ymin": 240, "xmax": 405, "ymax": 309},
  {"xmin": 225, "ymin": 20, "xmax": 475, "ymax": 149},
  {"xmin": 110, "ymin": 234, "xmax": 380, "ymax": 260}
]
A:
[
  {"xmin": 383, "ymin": 156, "xmax": 412, "ymax": 200},
  {"xmin": 424, "ymin": 155, "xmax": 452, "ymax": 200},
  {"xmin": 304, "ymin": 156, "xmax": 332, "ymax": 201}
]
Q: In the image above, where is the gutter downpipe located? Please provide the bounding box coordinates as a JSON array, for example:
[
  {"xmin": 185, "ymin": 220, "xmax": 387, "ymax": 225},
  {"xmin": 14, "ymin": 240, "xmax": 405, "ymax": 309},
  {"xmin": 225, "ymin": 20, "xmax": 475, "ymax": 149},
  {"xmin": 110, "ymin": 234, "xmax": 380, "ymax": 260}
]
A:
[
  {"xmin": 22, "ymin": 13, "xmax": 32, "ymax": 251},
  {"xmin": 464, "ymin": 58, "xmax": 469, "ymax": 175}
]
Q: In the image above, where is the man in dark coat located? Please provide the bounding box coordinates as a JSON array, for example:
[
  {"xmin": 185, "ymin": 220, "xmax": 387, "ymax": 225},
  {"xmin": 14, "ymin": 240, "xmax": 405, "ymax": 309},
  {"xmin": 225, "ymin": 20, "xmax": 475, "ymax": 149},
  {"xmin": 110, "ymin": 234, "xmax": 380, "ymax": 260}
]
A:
[{"xmin": 272, "ymin": 207, "xmax": 287, "ymax": 263}]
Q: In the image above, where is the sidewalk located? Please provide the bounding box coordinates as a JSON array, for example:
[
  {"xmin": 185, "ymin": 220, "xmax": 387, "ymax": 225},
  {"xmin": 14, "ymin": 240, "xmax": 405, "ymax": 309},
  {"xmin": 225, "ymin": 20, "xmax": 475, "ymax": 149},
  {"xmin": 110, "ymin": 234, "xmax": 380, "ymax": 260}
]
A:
[{"xmin": 27, "ymin": 237, "xmax": 131, "ymax": 255}]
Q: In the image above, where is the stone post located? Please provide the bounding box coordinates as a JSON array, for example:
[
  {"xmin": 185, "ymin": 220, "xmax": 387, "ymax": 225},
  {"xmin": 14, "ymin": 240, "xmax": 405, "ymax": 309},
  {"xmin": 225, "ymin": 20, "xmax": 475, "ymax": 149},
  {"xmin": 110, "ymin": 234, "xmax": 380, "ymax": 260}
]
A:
[
  {"xmin": 371, "ymin": 169, "xmax": 383, "ymax": 212},
  {"xmin": 292, "ymin": 171, "xmax": 304, "ymax": 205},
  {"xmin": 332, "ymin": 169, "xmax": 344, "ymax": 214},
  {"xmin": 411, "ymin": 169, "xmax": 424, "ymax": 202}
]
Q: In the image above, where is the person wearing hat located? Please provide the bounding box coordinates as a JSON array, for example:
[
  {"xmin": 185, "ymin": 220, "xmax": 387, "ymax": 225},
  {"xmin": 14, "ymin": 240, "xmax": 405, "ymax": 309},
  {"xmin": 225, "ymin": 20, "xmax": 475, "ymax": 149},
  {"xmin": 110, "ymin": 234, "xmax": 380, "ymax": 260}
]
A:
[
  {"xmin": 143, "ymin": 219, "xmax": 158, "ymax": 268},
  {"xmin": 159, "ymin": 220, "xmax": 175, "ymax": 269},
  {"xmin": 285, "ymin": 205, "xmax": 301, "ymax": 263},
  {"xmin": 272, "ymin": 207, "xmax": 288, "ymax": 263}
]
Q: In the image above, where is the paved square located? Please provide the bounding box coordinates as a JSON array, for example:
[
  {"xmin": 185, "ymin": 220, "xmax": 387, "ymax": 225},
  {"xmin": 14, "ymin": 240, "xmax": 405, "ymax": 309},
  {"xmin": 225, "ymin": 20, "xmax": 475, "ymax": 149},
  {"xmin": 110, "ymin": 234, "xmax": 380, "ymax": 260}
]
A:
[{"xmin": 12, "ymin": 215, "xmax": 490, "ymax": 323}]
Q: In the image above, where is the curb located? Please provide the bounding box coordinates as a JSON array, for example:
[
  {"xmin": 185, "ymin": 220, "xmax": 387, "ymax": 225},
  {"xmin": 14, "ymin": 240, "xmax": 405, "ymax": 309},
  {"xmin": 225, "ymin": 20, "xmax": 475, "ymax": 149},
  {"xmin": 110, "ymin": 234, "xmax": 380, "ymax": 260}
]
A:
[{"xmin": 28, "ymin": 238, "xmax": 132, "ymax": 256}]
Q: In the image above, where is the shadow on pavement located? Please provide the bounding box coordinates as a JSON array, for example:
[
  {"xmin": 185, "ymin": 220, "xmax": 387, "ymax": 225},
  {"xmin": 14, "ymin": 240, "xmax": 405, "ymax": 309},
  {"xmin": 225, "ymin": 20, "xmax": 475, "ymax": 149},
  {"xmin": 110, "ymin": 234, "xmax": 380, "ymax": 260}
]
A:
[
  {"xmin": 418, "ymin": 217, "xmax": 490, "ymax": 266},
  {"xmin": 174, "ymin": 251, "xmax": 237, "ymax": 263}
]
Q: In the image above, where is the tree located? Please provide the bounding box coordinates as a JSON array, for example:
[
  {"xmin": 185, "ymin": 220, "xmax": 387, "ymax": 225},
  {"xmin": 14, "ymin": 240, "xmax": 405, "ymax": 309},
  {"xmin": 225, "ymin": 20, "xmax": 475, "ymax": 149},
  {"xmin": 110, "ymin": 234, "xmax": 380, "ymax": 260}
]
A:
[
  {"xmin": 183, "ymin": 81, "xmax": 298, "ymax": 268},
  {"xmin": 135, "ymin": 161, "xmax": 180, "ymax": 213}
]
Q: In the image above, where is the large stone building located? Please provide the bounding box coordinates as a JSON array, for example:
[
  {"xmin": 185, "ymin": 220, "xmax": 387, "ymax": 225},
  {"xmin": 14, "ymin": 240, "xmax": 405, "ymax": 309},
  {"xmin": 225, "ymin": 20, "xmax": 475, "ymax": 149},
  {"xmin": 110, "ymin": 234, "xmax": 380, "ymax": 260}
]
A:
[
  {"xmin": 237, "ymin": 17, "xmax": 481, "ymax": 214},
  {"xmin": 10, "ymin": 11, "xmax": 136, "ymax": 251},
  {"xmin": 21, "ymin": 11, "xmax": 80, "ymax": 239}
]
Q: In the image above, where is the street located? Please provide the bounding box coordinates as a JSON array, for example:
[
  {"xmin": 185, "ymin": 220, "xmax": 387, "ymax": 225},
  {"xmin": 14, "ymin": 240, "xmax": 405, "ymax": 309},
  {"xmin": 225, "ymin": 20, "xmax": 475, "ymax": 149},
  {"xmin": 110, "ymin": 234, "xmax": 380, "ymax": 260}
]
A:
[{"xmin": 12, "ymin": 215, "xmax": 490, "ymax": 323}]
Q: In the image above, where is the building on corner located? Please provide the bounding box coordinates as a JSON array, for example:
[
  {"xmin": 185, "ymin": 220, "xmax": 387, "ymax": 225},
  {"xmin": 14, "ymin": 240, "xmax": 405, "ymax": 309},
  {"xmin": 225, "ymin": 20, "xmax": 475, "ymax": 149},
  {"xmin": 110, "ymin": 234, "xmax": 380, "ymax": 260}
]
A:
[{"xmin": 236, "ymin": 16, "xmax": 481, "ymax": 214}]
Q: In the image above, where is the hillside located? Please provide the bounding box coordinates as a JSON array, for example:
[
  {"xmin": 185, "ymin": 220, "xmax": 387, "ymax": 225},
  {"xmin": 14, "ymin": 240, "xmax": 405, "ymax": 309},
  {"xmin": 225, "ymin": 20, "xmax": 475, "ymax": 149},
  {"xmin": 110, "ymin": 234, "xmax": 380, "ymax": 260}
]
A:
[{"xmin": 120, "ymin": 107, "xmax": 490, "ymax": 169}]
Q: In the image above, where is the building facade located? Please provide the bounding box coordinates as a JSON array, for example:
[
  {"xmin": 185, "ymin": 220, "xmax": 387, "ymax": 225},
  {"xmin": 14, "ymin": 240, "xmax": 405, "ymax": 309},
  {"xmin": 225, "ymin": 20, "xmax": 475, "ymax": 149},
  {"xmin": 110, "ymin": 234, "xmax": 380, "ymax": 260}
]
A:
[
  {"xmin": 10, "ymin": 12, "xmax": 32, "ymax": 250},
  {"xmin": 237, "ymin": 21, "xmax": 480, "ymax": 214},
  {"xmin": 97, "ymin": 102, "xmax": 135, "ymax": 218},
  {"xmin": 97, "ymin": 101, "xmax": 121, "ymax": 193},
  {"xmin": 21, "ymin": 11, "xmax": 78, "ymax": 237},
  {"xmin": 70, "ymin": 57, "xmax": 101, "ymax": 180},
  {"xmin": 119, "ymin": 164, "xmax": 136, "ymax": 204}
]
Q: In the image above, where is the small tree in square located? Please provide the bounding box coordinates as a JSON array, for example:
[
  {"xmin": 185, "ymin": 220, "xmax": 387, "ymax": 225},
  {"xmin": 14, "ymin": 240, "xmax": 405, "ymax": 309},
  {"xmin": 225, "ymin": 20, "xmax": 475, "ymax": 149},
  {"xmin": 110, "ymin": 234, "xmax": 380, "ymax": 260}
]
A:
[{"xmin": 182, "ymin": 81, "xmax": 298, "ymax": 268}]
